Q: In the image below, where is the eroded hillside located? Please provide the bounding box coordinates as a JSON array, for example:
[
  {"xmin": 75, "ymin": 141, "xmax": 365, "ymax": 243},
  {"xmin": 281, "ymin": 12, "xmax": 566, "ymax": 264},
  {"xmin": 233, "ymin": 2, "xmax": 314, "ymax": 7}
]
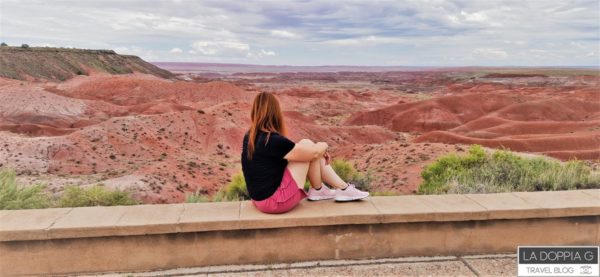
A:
[{"xmin": 0, "ymin": 47, "xmax": 173, "ymax": 81}]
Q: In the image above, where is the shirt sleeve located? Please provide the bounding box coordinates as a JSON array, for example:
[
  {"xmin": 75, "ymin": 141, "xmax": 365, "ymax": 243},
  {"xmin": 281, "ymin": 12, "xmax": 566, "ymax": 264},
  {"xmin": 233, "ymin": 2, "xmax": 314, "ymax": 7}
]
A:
[{"xmin": 264, "ymin": 132, "xmax": 296, "ymax": 159}]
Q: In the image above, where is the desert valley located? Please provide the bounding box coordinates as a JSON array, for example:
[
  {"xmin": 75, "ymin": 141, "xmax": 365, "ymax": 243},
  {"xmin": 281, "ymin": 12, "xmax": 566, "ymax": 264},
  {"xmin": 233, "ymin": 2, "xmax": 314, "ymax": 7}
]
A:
[{"xmin": 0, "ymin": 47, "xmax": 598, "ymax": 204}]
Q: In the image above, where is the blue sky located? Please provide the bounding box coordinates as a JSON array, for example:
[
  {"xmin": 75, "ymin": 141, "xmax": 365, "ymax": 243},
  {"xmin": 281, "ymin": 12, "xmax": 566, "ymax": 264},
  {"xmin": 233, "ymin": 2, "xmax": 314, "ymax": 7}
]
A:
[{"xmin": 1, "ymin": 0, "xmax": 599, "ymax": 66}]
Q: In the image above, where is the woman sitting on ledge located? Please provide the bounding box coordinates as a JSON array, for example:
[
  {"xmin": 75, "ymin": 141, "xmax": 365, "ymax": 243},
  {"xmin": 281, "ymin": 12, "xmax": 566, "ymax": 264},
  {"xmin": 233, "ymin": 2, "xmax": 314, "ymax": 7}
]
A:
[{"xmin": 241, "ymin": 92, "xmax": 369, "ymax": 214}]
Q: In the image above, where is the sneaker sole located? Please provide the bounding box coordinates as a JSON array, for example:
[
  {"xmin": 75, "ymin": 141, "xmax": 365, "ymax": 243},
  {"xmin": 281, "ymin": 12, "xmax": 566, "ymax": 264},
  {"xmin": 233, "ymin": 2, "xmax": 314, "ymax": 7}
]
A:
[
  {"xmin": 307, "ymin": 195, "xmax": 335, "ymax": 201},
  {"xmin": 334, "ymin": 195, "xmax": 369, "ymax": 202}
]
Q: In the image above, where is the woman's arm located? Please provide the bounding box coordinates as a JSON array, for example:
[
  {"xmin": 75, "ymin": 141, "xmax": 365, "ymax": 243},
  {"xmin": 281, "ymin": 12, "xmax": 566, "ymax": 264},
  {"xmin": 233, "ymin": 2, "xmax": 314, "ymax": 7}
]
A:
[{"xmin": 284, "ymin": 141, "xmax": 328, "ymax": 162}]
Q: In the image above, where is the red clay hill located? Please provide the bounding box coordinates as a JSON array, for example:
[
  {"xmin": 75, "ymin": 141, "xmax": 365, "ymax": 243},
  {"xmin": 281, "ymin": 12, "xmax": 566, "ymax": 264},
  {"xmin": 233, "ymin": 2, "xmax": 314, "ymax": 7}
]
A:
[
  {"xmin": 346, "ymin": 77, "xmax": 600, "ymax": 160},
  {"xmin": 1, "ymin": 52, "xmax": 599, "ymax": 203}
]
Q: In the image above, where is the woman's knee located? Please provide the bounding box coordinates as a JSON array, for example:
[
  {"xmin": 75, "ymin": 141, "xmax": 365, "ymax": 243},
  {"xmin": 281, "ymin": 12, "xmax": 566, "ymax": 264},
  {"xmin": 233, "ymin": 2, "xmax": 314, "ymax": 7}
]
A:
[{"xmin": 298, "ymin": 138, "xmax": 314, "ymax": 145}]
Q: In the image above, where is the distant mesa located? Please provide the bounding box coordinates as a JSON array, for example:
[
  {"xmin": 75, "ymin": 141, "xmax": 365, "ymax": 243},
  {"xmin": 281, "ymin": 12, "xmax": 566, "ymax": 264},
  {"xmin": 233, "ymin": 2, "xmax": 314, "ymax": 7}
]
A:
[{"xmin": 0, "ymin": 46, "xmax": 173, "ymax": 81}]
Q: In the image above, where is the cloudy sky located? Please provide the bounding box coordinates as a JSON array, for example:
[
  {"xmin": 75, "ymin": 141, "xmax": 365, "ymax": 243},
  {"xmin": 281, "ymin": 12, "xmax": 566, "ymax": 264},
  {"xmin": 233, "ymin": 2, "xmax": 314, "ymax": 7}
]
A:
[{"xmin": 1, "ymin": 0, "xmax": 598, "ymax": 66}]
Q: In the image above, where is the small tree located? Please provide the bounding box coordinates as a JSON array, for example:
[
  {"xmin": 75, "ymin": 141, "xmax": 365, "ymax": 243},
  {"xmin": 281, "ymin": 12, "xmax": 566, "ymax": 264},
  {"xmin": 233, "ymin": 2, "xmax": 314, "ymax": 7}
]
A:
[
  {"xmin": 0, "ymin": 42, "xmax": 7, "ymax": 47},
  {"xmin": 21, "ymin": 44, "xmax": 29, "ymax": 49}
]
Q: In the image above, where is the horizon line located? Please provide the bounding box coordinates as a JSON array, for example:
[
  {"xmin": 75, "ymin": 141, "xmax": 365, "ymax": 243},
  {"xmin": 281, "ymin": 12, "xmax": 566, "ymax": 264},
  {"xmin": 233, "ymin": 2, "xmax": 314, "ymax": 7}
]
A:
[{"xmin": 150, "ymin": 61, "xmax": 600, "ymax": 69}]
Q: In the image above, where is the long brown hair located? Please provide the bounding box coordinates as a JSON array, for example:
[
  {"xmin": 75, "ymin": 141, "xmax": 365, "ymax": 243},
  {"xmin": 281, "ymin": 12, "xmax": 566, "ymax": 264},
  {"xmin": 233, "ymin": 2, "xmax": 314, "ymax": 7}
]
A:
[{"xmin": 247, "ymin": 92, "xmax": 287, "ymax": 160}]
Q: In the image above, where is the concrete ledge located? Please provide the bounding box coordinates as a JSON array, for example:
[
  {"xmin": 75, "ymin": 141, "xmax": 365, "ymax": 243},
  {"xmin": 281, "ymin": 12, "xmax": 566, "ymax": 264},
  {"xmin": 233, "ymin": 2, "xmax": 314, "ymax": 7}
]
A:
[
  {"xmin": 1, "ymin": 189, "xmax": 598, "ymax": 242},
  {"xmin": 1, "ymin": 190, "xmax": 598, "ymax": 276}
]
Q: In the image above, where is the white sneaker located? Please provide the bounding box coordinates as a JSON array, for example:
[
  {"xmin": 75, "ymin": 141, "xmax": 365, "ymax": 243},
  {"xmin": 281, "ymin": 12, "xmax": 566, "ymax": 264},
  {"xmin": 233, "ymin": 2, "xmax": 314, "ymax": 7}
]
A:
[
  {"xmin": 307, "ymin": 184, "xmax": 336, "ymax": 201},
  {"xmin": 334, "ymin": 183, "xmax": 369, "ymax": 202}
]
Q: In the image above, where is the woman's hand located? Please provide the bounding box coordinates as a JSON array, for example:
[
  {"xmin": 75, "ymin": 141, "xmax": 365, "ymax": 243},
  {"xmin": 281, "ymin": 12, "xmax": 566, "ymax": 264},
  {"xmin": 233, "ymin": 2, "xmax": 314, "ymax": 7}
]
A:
[
  {"xmin": 323, "ymin": 151, "xmax": 331, "ymax": 165},
  {"xmin": 285, "ymin": 140, "xmax": 329, "ymax": 162},
  {"xmin": 315, "ymin": 141, "xmax": 328, "ymax": 155}
]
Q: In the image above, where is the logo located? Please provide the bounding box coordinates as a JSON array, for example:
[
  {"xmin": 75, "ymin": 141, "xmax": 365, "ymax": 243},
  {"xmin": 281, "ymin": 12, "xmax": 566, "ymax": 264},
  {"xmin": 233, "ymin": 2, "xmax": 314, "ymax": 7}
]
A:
[
  {"xmin": 518, "ymin": 246, "xmax": 599, "ymax": 276},
  {"xmin": 580, "ymin": 265, "xmax": 592, "ymax": 275}
]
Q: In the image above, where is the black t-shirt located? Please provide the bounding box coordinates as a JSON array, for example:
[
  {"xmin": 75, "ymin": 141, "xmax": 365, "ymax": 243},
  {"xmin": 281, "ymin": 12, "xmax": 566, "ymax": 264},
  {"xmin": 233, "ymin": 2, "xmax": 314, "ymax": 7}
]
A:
[{"xmin": 241, "ymin": 131, "xmax": 296, "ymax": 201}]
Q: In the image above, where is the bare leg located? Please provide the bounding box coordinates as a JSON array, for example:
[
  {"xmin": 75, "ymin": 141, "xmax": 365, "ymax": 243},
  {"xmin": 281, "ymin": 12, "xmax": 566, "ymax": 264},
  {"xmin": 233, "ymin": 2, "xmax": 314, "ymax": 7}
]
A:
[
  {"xmin": 307, "ymin": 158, "xmax": 323, "ymax": 189},
  {"xmin": 286, "ymin": 138, "xmax": 320, "ymax": 189},
  {"xmin": 319, "ymin": 157, "xmax": 348, "ymax": 189},
  {"xmin": 287, "ymin": 161, "xmax": 309, "ymax": 189},
  {"xmin": 286, "ymin": 138, "xmax": 348, "ymax": 190},
  {"xmin": 288, "ymin": 157, "xmax": 325, "ymax": 190}
]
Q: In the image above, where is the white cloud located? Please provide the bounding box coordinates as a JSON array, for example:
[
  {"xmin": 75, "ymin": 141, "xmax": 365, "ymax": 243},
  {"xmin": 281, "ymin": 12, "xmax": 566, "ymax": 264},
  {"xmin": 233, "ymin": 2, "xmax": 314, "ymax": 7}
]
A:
[
  {"xmin": 324, "ymin": 36, "xmax": 401, "ymax": 46},
  {"xmin": 169, "ymin": 47, "xmax": 183, "ymax": 54},
  {"xmin": 270, "ymin": 30, "xmax": 297, "ymax": 38},
  {"xmin": 447, "ymin": 15, "xmax": 460, "ymax": 24},
  {"xmin": 503, "ymin": 40, "xmax": 526, "ymax": 45},
  {"xmin": 1, "ymin": 0, "xmax": 597, "ymax": 65},
  {"xmin": 460, "ymin": 11, "xmax": 488, "ymax": 23},
  {"xmin": 113, "ymin": 46, "xmax": 133, "ymax": 54},
  {"xmin": 154, "ymin": 17, "xmax": 204, "ymax": 32},
  {"xmin": 472, "ymin": 48, "xmax": 509, "ymax": 59},
  {"xmin": 259, "ymin": 49, "xmax": 275, "ymax": 56},
  {"xmin": 248, "ymin": 49, "xmax": 277, "ymax": 59},
  {"xmin": 191, "ymin": 40, "xmax": 250, "ymax": 56},
  {"xmin": 583, "ymin": 51, "xmax": 597, "ymax": 57},
  {"xmin": 113, "ymin": 46, "xmax": 159, "ymax": 60}
]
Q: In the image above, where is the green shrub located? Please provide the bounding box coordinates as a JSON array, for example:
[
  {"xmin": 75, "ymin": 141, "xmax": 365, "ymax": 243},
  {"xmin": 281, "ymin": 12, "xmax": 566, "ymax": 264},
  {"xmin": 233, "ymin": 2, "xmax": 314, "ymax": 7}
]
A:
[
  {"xmin": 0, "ymin": 169, "xmax": 51, "ymax": 210},
  {"xmin": 331, "ymin": 159, "xmax": 354, "ymax": 181},
  {"xmin": 214, "ymin": 172, "xmax": 249, "ymax": 201},
  {"xmin": 57, "ymin": 185, "xmax": 138, "ymax": 207},
  {"xmin": 0, "ymin": 168, "xmax": 139, "ymax": 209},
  {"xmin": 419, "ymin": 145, "xmax": 600, "ymax": 194},
  {"xmin": 330, "ymin": 159, "xmax": 373, "ymax": 191},
  {"xmin": 185, "ymin": 191, "xmax": 210, "ymax": 203}
]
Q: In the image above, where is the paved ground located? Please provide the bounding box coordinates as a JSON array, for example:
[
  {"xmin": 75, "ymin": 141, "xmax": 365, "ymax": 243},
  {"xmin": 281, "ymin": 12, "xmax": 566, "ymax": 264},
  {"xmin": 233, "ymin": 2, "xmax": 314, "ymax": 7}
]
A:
[{"xmin": 82, "ymin": 254, "xmax": 517, "ymax": 277}]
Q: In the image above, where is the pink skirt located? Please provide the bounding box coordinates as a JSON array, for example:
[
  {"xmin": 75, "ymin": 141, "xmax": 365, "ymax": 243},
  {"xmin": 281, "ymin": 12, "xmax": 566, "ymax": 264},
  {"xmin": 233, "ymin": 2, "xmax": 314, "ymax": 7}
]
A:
[{"xmin": 251, "ymin": 168, "xmax": 307, "ymax": 214}]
